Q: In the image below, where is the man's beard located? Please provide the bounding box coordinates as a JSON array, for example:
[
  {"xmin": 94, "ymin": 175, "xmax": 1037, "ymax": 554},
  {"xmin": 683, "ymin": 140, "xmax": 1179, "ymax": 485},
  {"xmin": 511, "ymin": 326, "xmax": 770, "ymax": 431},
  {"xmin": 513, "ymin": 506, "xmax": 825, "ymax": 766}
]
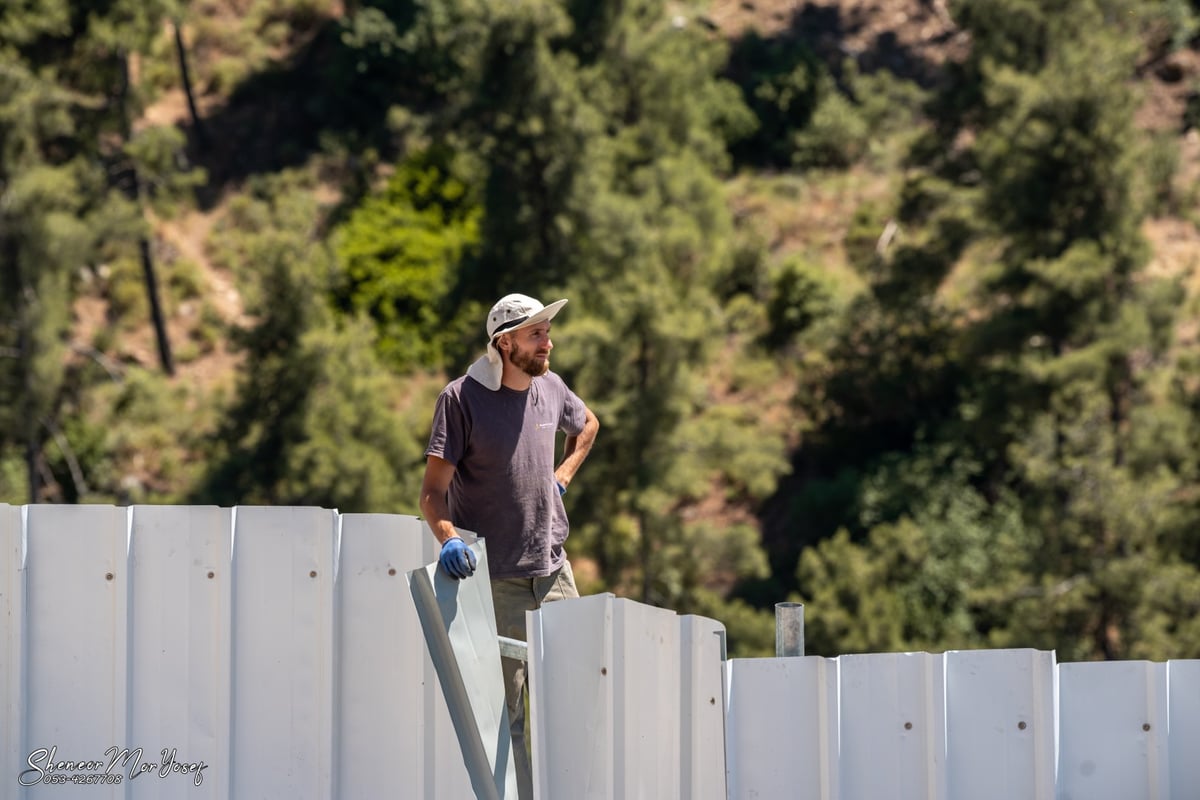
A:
[{"xmin": 509, "ymin": 340, "xmax": 550, "ymax": 378}]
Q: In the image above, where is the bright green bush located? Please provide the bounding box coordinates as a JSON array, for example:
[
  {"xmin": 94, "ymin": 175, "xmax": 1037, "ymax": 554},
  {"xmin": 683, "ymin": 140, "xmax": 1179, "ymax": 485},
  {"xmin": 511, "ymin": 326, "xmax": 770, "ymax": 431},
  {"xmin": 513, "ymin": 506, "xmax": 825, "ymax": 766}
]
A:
[{"xmin": 331, "ymin": 148, "xmax": 481, "ymax": 370}]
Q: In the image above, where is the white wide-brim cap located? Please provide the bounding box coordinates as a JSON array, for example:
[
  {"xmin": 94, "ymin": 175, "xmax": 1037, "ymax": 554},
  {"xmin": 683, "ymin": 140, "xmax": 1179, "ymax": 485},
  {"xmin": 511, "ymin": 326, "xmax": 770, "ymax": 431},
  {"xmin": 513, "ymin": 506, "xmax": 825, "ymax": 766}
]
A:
[{"xmin": 466, "ymin": 297, "xmax": 568, "ymax": 391}]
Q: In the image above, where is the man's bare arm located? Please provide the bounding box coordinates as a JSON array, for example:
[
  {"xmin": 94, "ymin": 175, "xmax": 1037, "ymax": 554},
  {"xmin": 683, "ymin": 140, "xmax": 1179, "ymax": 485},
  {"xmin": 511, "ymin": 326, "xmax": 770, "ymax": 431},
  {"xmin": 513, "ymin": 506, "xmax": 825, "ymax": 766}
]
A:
[
  {"xmin": 419, "ymin": 455, "xmax": 461, "ymax": 544},
  {"xmin": 555, "ymin": 406, "xmax": 599, "ymax": 490}
]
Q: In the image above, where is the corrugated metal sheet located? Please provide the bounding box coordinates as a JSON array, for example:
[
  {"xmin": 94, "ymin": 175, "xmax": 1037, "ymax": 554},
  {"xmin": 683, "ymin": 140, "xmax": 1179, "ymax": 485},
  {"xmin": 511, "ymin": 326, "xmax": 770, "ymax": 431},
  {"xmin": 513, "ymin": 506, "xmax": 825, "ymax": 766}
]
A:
[
  {"xmin": 408, "ymin": 540, "xmax": 518, "ymax": 799},
  {"xmin": 2, "ymin": 504, "xmax": 474, "ymax": 799},
  {"xmin": 1059, "ymin": 661, "xmax": 1169, "ymax": 800},
  {"xmin": 838, "ymin": 651, "xmax": 946, "ymax": 799},
  {"xmin": 525, "ymin": 594, "xmax": 727, "ymax": 799},
  {"xmin": 3, "ymin": 503, "xmax": 1200, "ymax": 800},
  {"xmin": 1168, "ymin": 660, "xmax": 1200, "ymax": 793},
  {"xmin": 945, "ymin": 649, "xmax": 1056, "ymax": 800},
  {"xmin": 725, "ymin": 655, "xmax": 838, "ymax": 799}
]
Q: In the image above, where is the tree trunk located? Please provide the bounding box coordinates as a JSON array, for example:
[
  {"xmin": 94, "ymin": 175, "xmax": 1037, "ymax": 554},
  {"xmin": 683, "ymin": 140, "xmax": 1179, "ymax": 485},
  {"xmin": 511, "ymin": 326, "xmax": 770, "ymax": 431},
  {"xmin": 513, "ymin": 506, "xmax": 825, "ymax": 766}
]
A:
[
  {"xmin": 1108, "ymin": 357, "xmax": 1130, "ymax": 468},
  {"xmin": 173, "ymin": 19, "xmax": 209, "ymax": 152},
  {"xmin": 141, "ymin": 235, "xmax": 175, "ymax": 375},
  {"xmin": 6, "ymin": 234, "xmax": 39, "ymax": 503},
  {"xmin": 22, "ymin": 335, "xmax": 38, "ymax": 504},
  {"xmin": 637, "ymin": 329, "xmax": 652, "ymax": 604},
  {"xmin": 119, "ymin": 51, "xmax": 175, "ymax": 376}
]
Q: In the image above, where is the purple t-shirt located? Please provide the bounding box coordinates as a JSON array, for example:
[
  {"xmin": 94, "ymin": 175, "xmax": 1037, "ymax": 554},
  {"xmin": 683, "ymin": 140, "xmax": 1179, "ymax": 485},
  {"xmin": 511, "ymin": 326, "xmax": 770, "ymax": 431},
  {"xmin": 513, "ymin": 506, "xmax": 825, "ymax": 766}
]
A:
[{"xmin": 425, "ymin": 370, "xmax": 587, "ymax": 579}]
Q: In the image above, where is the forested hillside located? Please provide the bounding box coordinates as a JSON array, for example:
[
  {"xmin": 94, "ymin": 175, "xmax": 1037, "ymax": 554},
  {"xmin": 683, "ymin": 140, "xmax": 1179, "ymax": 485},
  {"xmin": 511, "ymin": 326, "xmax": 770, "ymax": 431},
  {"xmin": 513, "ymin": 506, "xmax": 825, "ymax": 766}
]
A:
[{"xmin": 4, "ymin": 0, "xmax": 1200, "ymax": 659}]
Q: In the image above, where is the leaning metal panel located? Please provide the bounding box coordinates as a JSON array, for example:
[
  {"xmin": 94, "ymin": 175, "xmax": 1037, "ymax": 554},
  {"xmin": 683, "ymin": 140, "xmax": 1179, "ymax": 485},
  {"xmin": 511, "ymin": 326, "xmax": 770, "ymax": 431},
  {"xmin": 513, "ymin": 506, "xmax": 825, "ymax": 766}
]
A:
[{"xmin": 408, "ymin": 539, "xmax": 517, "ymax": 800}]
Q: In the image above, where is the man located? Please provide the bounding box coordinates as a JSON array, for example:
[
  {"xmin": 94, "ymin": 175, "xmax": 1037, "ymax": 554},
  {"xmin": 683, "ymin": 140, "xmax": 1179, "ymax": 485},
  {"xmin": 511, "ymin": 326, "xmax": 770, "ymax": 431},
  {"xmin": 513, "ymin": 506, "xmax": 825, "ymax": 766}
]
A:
[{"xmin": 419, "ymin": 292, "xmax": 599, "ymax": 797}]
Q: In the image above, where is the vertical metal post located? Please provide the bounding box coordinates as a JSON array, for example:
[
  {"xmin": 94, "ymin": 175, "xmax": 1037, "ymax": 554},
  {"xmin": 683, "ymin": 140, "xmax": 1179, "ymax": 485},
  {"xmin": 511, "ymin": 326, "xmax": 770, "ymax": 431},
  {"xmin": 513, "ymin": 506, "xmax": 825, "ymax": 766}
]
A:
[{"xmin": 775, "ymin": 602, "xmax": 805, "ymax": 657}]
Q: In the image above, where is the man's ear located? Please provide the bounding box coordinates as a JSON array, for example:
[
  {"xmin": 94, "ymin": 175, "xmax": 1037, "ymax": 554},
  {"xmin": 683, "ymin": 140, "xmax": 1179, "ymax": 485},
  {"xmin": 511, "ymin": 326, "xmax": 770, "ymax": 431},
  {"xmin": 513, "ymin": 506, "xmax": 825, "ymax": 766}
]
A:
[{"xmin": 495, "ymin": 334, "xmax": 511, "ymax": 355}]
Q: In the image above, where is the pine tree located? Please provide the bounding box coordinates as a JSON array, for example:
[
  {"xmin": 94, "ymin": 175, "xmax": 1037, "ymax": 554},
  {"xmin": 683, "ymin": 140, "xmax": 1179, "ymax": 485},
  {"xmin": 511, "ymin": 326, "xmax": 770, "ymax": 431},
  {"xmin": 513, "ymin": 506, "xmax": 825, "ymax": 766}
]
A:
[
  {"xmin": 0, "ymin": 10, "xmax": 100, "ymax": 502},
  {"xmin": 196, "ymin": 170, "xmax": 431, "ymax": 513},
  {"xmin": 791, "ymin": 0, "xmax": 1200, "ymax": 659},
  {"xmin": 0, "ymin": 0, "xmax": 200, "ymax": 502}
]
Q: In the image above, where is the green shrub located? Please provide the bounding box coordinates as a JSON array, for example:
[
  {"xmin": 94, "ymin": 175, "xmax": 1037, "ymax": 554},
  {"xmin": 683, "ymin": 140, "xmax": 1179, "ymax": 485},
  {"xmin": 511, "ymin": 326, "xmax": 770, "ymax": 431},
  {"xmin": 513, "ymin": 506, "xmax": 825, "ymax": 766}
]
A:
[
  {"xmin": 92, "ymin": 325, "xmax": 116, "ymax": 354},
  {"xmin": 174, "ymin": 341, "xmax": 201, "ymax": 364},
  {"xmin": 1140, "ymin": 132, "xmax": 1181, "ymax": 217},
  {"xmin": 192, "ymin": 300, "xmax": 225, "ymax": 353},
  {"xmin": 727, "ymin": 33, "xmax": 825, "ymax": 167},
  {"xmin": 168, "ymin": 258, "xmax": 206, "ymax": 301},
  {"xmin": 331, "ymin": 148, "xmax": 481, "ymax": 370},
  {"xmin": 105, "ymin": 257, "xmax": 148, "ymax": 326},
  {"xmin": 1186, "ymin": 87, "xmax": 1200, "ymax": 132},
  {"xmin": 0, "ymin": 448, "xmax": 27, "ymax": 505},
  {"xmin": 793, "ymin": 91, "xmax": 870, "ymax": 169},
  {"xmin": 765, "ymin": 256, "xmax": 839, "ymax": 348},
  {"xmin": 848, "ymin": 64, "xmax": 930, "ymax": 136}
]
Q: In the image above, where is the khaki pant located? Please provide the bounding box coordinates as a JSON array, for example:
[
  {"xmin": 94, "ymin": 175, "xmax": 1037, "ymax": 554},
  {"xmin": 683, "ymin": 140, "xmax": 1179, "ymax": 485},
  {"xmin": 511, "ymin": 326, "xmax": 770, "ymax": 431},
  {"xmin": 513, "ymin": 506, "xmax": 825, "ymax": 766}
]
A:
[{"xmin": 490, "ymin": 560, "xmax": 579, "ymax": 800}]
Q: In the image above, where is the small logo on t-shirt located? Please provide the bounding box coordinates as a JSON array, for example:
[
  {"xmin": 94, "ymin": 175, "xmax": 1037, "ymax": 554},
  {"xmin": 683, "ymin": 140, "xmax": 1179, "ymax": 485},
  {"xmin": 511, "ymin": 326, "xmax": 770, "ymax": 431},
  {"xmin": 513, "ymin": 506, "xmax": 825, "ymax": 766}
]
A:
[{"xmin": 536, "ymin": 422, "xmax": 555, "ymax": 430}]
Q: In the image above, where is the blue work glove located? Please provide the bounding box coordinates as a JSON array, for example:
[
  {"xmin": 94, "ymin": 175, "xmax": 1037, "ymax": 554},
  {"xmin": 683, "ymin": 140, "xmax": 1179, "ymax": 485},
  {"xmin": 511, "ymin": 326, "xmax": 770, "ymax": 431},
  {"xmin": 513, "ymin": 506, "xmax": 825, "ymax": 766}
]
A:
[
  {"xmin": 439, "ymin": 538, "xmax": 477, "ymax": 580},
  {"xmin": 556, "ymin": 480, "xmax": 567, "ymax": 496}
]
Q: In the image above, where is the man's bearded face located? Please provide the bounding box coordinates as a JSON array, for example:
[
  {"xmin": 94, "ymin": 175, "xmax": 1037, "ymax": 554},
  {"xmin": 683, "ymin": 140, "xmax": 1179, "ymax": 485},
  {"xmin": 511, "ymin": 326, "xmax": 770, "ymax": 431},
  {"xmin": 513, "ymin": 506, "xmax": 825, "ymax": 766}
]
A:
[{"xmin": 505, "ymin": 326, "xmax": 551, "ymax": 377}]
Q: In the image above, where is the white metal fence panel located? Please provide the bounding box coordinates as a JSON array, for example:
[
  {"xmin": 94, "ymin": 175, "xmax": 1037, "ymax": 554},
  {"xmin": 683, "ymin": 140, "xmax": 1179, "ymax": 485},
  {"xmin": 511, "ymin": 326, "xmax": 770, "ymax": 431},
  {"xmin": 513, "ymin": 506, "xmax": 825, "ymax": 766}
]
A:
[
  {"xmin": 1058, "ymin": 660, "xmax": 1170, "ymax": 800},
  {"xmin": 127, "ymin": 504, "xmax": 230, "ymax": 798},
  {"xmin": 1168, "ymin": 660, "xmax": 1200, "ymax": 797},
  {"xmin": 336, "ymin": 512, "xmax": 420, "ymax": 796},
  {"xmin": 679, "ymin": 615, "xmax": 727, "ymax": 800},
  {"xmin": 838, "ymin": 651, "xmax": 946, "ymax": 800},
  {"xmin": 229, "ymin": 505, "xmax": 337, "ymax": 799},
  {"xmin": 528, "ymin": 592, "xmax": 614, "ymax": 799},
  {"xmin": 724, "ymin": 656, "xmax": 839, "ymax": 800},
  {"xmin": 6, "ymin": 503, "xmax": 1200, "ymax": 800},
  {"xmin": 526, "ymin": 594, "xmax": 729, "ymax": 800},
  {"xmin": 945, "ymin": 649, "xmax": 1056, "ymax": 800},
  {"xmin": 335, "ymin": 513, "xmax": 472, "ymax": 799},
  {"xmin": 613, "ymin": 599, "xmax": 681, "ymax": 800},
  {"xmin": 22, "ymin": 504, "xmax": 128, "ymax": 799},
  {"xmin": 1, "ymin": 504, "xmax": 22, "ymax": 795},
  {"xmin": 2, "ymin": 505, "xmax": 481, "ymax": 800}
]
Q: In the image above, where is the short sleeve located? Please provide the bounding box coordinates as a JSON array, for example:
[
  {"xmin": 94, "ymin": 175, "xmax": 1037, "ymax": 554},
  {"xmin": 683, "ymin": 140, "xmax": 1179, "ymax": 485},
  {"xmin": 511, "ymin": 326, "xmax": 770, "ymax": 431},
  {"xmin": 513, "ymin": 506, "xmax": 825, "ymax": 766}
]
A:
[
  {"xmin": 425, "ymin": 388, "xmax": 467, "ymax": 465},
  {"xmin": 558, "ymin": 383, "xmax": 587, "ymax": 437}
]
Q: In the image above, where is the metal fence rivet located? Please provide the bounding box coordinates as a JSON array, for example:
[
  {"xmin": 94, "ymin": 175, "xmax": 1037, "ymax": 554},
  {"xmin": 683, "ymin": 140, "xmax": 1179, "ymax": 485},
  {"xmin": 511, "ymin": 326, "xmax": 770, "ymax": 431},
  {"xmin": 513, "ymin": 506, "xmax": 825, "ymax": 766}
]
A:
[
  {"xmin": 1143, "ymin": 723, "xmax": 1151, "ymax": 732},
  {"xmin": 388, "ymin": 568, "xmax": 397, "ymax": 576},
  {"xmin": 904, "ymin": 722, "xmax": 913, "ymax": 730},
  {"xmin": 105, "ymin": 572, "xmax": 114, "ymax": 581},
  {"xmin": 207, "ymin": 571, "xmax": 215, "ymax": 579},
  {"xmin": 601, "ymin": 667, "xmax": 608, "ymax": 676},
  {"xmin": 1018, "ymin": 721, "xmax": 1027, "ymax": 730},
  {"xmin": 310, "ymin": 570, "xmax": 318, "ymax": 578}
]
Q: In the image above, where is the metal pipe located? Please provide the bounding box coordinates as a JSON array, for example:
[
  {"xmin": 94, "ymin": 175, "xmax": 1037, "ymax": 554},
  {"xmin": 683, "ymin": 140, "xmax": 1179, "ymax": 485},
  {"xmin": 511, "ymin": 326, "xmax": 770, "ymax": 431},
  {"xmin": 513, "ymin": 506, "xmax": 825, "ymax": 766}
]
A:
[
  {"xmin": 775, "ymin": 602, "xmax": 805, "ymax": 657},
  {"xmin": 498, "ymin": 635, "xmax": 528, "ymax": 662}
]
